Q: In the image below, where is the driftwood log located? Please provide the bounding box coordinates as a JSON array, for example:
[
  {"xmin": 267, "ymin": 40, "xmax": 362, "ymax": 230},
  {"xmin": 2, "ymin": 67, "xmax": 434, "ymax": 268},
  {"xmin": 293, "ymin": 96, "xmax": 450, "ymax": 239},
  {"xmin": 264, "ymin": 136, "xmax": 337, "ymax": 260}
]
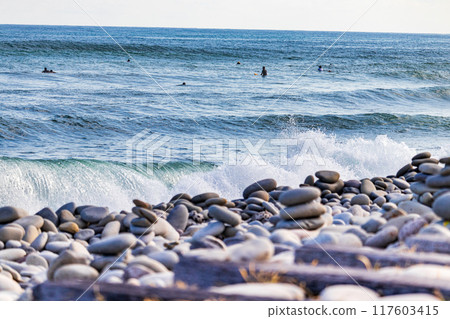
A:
[
  {"xmin": 295, "ymin": 245, "xmax": 450, "ymax": 268},
  {"xmin": 405, "ymin": 235, "xmax": 450, "ymax": 254},
  {"xmin": 174, "ymin": 256, "xmax": 450, "ymax": 299},
  {"xmin": 32, "ymin": 281, "xmax": 282, "ymax": 301}
]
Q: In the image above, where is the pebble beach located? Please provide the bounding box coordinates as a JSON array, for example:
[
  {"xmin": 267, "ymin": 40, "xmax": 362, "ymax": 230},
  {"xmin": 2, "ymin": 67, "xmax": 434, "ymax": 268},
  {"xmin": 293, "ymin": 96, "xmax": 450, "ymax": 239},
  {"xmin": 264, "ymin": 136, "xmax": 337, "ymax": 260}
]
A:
[{"xmin": 1, "ymin": 151, "xmax": 450, "ymax": 301}]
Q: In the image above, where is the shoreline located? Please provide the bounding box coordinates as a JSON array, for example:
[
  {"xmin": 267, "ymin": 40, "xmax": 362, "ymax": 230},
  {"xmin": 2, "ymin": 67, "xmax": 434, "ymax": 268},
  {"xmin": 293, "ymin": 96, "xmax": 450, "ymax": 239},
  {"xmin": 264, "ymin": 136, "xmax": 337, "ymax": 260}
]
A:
[{"xmin": 0, "ymin": 151, "xmax": 449, "ymax": 301}]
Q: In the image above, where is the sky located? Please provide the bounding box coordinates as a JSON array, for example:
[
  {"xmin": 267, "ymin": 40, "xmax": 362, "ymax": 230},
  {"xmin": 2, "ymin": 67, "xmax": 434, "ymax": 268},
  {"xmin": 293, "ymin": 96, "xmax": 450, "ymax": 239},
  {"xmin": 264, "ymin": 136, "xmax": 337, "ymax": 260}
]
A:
[{"xmin": 0, "ymin": 0, "xmax": 449, "ymax": 34}]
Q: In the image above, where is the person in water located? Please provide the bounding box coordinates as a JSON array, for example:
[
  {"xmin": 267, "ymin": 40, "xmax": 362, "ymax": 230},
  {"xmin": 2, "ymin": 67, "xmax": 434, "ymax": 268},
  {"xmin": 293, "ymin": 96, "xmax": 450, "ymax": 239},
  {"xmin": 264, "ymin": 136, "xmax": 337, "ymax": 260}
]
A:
[
  {"xmin": 42, "ymin": 67, "xmax": 49, "ymax": 73},
  {"xmin": 261, "ymin": 66, "xmax": 267, "ymax": 76},
  {"xmin": 318, "ymin": 65, "xmax": 323, "ymax": 72},
  {"xmin": 127, "ymin": 59, "xmax": 131, "ymax": 62},
  {"xmin": 237, "ymin": 61, "xmax": 241, "ymax": 65}
]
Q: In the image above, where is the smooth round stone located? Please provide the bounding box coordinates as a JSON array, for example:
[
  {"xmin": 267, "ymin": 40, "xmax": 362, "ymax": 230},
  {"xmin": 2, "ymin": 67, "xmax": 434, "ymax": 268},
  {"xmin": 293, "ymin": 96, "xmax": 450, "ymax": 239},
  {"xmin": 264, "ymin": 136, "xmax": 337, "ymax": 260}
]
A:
[
  {"xmin": 80, "ymin": 206, "xmax": 109, "ymax": 223},
  {"xmin": 386, "ymin": 193, "xmax": 413, "ymax": 204},
  {"xmin": 147, "ymin": 251, "xmax": 179, "ymax": 270},
  {"xmin": 314, "ymin": 180, "xmax": 344, "ymax": 193},
  {"xmin": 247, "ymin": 225, "xmax": 271, "ymax": 238},
  {"xmin": 303, "ymin": 232, "xmax": 339, "ymax": 246},
  {"xmin": 5, "ymin": 240, "xmax": 21, "ymax": 249},
  {"xmin": 304, "ymin": 175, "xmax": 315, "ymax": 186},
  {"xmin": 46, "ymin": 241, "xmax": 71, "ymax": 253},
  {"xmin": 441, "ymin": 166, "xmax": 450, "ymax": 176},
  {"xmin": 208, "ymin": 205, "xmax": 241, "ymax": 226},
  {"xmin": 0, "ymin": 206, "xmax": 28, "ymax": 224},
  {"xmin": 432, "ymin": 193, "xmax": 450, "ymax": 220},
  {"xmin": 345, "ymin": 227, "xmax": 369, "ymax": 243},
  {"xmin": 53, "ymin": 264, "xmax": 99, "ymax": 281},
  {"xmin": 59, "ymin": 209, "xmax": 76, "ymax": 224},
  {"xmin": 243, "ymin": 178, "xmax": 277, "ymax": 198},
  {"xmin": 279, "ymin": 201, "xmax": 325, "ymax": 220},
  {"xmin": 396, "ymin": 163, "xmax": 413, "ymax": 177},
  {"xmin": 58, "ymin": 222, "xmax": 79, "ymax": 234},
  {"xmin": 333, "ymin": 219, "xmax": 345, "ymax": 226},
  {"xmin": 229, "ymin": 237, "xmax": 274, "ymax": 262},
  {"xmin": 392, "ymin": 178, "xmax": 410, "ymax": 190},
  {"xmin": 333, "ymin": 212, "xmax": 353, "ymax": 225},
  {"xmin": 134, "ymin": 208, "xmax": 158, "ymax": 223},
  {"xmin": 410, "ymin": 182, "xmax": 440, "ymax": 195},
  {"xmin": 248, "ymin": 190, "xmax": 270, "ymax": 201},
  {"xmin": 131, "ymin": 217, "xmax": 152, "ymax": 228},
  {"xmin": 88, "ymin": 233, "xmax": 136, "ymax": 255},
  {"xmin": 320, "ymin": 285, "xmax": 378, "ymax": 301},
  {"xmin": 211, "ymin": 283, "xmax": 305, "ymax": 301},
  {"xmin": 419, "ymin": 163, "xmax": 442, "ymax": 175},
  {"xmin": 360, "ymin": 179, "xmax": 377, "ymax": 196},
  {"xmin": 23, "ymin": 225, "xmax": 39, "ymax": 243},
  {"xmin": 191, "ymin": 192, "xmax": 220, "ymax": 204},
  {"xmin": 0, "ymin": 274, "xmax": 23, "ymax": 294},
  {"xmin": 365, "ymin": 226, "xmax": 398, "ymax": 248},
  {"xmin": 192, "ymin": 221, "xmax": 225, "ymax": 241},
  {"xmin": 205, "ymin": 197, "xmax": 228, "ymax": 206},
  {"xmin": 13, "ymin": 215, "xmax": 44, "ymax": 229},
  {"xmin": 361, "ymin": 217, "xmax": 386, "ymax": 233},
  {"xmin": 149, "ymin": 219, "xmax": 179, "ymax": 241},
  {"xmin": 139, "ymin": 272, "xmax": 174, "ymax": 288},
  {"xmin": 26, "ymin": 253, "xmax": 48, "ymax": 268},
  {"xmin": 31, "ymin": 232, "xmax": 48, "ymax": 251},
  {"xmin": 419, "ymin": 192, "xmax": 434, "ymax": 206},
  {"xmin": 129, "ymin": 255, "xmax": 168, "ymax": 273},
  {"xmin": 412, "ymin": 158, "xmax": 439, "ymax": 167},
  {"xmin": 36, "ymin": 207, "xmax": 58, "ymax": 225},
  {"xmin": 412, "ymin": 152, "xmax": 431, "ymax": 160},
  {"xmin": 167, "ymin": 205, "xmax": 189, "ymax": 231},
  {"xmin": 101, "ymin": 221, "xmax": 121, "ymax": 238},
  {"xmin": 278, "ymin": 187, "xmax": 320, "ymax": 206},
  {"xmin": 0, "ymin": 248, "xmax": 26, "ymax": 261},
  {"xmin": 398, "ymin": 218, "xmax": 427, "ymax": 242},
  {"xmin": 373, "ymin": 196, "xmax": 386, "ymax": 207},
  {"xmin": 426, "ymin": 175, "xmax": 450, "ymax": 188},
  {"xmin": 338, "ymin": 233, "xmax": 363, "ymax": 248},
  {"xmin": 0, "ymin": 225, "xmax": 24, "ymax": 242},
  {"xmin": 315, "ymin": 170, "xmax": 340, "ymax": 183},
  {"xmin": 269, "ymin": 229, "xmax": 301, "ymax": 246},
  {"xmin": 56, "ymin": 202, "xmax": 76, "ymax": 216},
  {"xmin": 170, "ymin": 193, "xmax": 192, "ymax": 202},
  {"xmin": 42, "ymin": 219, "xmax": 58, "ymax": 233},
  {"xmin": 276, "ymin": 216, "xmax": 325, "ymax": 231},
  {"xmin": 123, "ymin": 264, "xmax": 153, "ymax": 280},
  {"xmin": 74, "ymin": 229, "xmax": 95, "ymax": 241},
  {"xmin": 191, "ymin": 235, "xmax": 227, "ymax": 250},
  {"xmin": 398, "ymin": 201, "xmax": 436, "ymax": 220},
  {"xmin": 350, "ymin": 194, "xmax": 371, "ymax": 206},
  {"xmin": 262, "ymin": 201, "xmax": 279, "ymax": 215}
]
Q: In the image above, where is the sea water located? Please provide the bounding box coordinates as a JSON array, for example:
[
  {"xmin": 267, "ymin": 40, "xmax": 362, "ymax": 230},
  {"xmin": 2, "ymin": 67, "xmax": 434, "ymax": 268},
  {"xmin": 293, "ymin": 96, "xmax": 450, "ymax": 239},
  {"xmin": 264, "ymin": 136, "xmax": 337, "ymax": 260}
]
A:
[{"xmin": 0, "ymin": 25, "xmax": 449, "ymax": 211}]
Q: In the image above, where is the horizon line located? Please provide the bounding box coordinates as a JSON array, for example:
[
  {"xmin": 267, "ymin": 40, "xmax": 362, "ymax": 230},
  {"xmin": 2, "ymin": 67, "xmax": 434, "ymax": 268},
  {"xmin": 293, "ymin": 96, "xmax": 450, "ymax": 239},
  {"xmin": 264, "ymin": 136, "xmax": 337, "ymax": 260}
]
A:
[{"xmin": 1, "ymin": 23, "xmax": 449, "ymax": 36}]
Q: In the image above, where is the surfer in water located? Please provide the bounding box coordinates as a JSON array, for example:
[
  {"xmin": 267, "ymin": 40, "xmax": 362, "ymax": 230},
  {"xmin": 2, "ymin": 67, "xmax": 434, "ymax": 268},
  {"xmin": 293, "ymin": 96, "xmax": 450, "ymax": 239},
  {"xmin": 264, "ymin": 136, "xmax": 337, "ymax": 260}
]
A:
[
  {"xmin": 42, "ymin": 67, "xmax": 55, "ymax": 73},
  {"xmin": 318, "ymin": 65, "xmax": 323, "ymax": 72},
  {"xmin": 261, "ymin": 66, "xmax": 267, "ymax": 76}
]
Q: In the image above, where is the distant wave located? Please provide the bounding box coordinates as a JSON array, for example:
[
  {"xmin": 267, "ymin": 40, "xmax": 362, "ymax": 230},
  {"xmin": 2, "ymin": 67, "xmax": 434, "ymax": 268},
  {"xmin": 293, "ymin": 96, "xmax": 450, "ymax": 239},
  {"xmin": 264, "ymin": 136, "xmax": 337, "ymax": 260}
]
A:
[{"xmin": 1, "ymin": 112, "xmax": 449, "ymax": 141}]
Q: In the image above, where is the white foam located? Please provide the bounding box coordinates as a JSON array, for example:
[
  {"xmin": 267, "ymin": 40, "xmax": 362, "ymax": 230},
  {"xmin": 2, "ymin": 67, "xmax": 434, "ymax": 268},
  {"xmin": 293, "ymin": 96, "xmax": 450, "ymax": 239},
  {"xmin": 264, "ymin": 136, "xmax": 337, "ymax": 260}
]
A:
[{"xmin": 1, "ymin": 130, "xmax": 446, "ymax": 213}]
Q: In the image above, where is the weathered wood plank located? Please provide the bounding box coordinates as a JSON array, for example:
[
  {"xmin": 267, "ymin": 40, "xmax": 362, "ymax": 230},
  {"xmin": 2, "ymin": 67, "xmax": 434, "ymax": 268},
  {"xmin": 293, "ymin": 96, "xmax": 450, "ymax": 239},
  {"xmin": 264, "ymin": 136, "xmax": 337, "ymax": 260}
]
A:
[
  {"xmin": 32, "ymin": 281, "xmax": 283, "ymax": 301},
  {"xmin": 295, "ymin": 245, "xmax": 450, "ymax": 268},
  {"xmin": 174, "ymin": 257, "xmax": 450, "ymax": 299},
  {"xmin": 406, "ymin": 235, "xmax": 450, "ymax": 254}
]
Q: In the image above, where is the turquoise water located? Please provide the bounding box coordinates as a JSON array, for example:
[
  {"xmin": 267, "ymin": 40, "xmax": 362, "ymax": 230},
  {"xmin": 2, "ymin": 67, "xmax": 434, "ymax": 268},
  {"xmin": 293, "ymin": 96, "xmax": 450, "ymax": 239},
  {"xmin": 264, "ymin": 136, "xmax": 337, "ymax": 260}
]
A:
[{"xmin": 0, "ymin": 25, "xmax": 449, "ymax": 211}]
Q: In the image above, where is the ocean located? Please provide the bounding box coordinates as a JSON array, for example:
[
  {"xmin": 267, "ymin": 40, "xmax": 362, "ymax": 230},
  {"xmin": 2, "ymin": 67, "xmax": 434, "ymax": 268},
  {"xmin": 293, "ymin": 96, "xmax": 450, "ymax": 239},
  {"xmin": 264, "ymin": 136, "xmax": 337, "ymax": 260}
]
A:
[{"xmin": 0, "ymin": 24, "xmax": 449, "ymax": 212}]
